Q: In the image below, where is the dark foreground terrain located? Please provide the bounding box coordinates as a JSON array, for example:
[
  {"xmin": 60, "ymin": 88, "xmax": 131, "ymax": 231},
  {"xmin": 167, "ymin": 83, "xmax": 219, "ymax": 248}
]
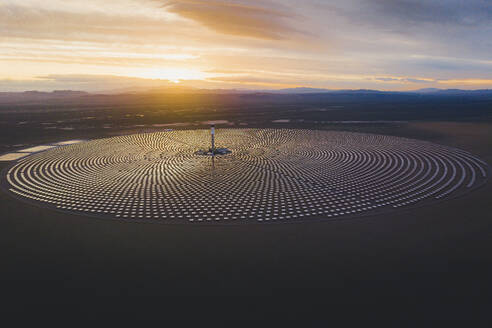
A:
[{"xmin": 1, "ymin": 93, "xmax": 492, "ymax": 325}]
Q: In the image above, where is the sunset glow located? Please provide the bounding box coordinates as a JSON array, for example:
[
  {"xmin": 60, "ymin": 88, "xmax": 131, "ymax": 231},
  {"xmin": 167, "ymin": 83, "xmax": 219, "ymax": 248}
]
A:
[
  {"xmin": 1, "ymin": 0, "xmax": 491, "ymax": 91},
  {"xmin": 124, "ymin": 67, "xmax": 209, "ymax": 82}
]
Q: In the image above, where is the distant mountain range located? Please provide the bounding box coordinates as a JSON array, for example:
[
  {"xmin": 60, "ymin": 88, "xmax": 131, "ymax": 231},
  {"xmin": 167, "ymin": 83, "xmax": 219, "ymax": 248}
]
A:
[
  {"xmin": 411, "ymin": 88, "xmax": 492, "ymax": 95},
  {"xmin": 1, "ymin": 88, "xmax": 492, "ymax": 105},
  {"xmin": 0, "ymin": 90, "xmax": 90, "ymax": 104},
  {"xmin": 270, "ymin": 87, "xmax": 492, "ymax": 95}
]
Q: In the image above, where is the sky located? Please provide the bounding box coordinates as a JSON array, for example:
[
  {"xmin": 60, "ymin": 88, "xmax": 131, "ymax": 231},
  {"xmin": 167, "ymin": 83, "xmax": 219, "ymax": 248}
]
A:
[{"xmin": 1, "ymin": 0, "xmax": 492, "ymax": 92}]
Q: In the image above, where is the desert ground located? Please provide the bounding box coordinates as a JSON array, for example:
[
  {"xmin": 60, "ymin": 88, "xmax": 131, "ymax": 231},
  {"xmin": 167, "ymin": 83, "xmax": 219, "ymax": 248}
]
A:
[{"xmin": 1, "ymin": 96, "xmax": 491, "ymax": 324}]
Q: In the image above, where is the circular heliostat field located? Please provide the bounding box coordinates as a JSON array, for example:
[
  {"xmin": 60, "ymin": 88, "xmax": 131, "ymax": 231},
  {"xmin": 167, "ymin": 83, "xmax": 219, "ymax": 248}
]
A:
[{"xmin": 3, "ymin": 129, "xmax": 489, "ymax": 224}]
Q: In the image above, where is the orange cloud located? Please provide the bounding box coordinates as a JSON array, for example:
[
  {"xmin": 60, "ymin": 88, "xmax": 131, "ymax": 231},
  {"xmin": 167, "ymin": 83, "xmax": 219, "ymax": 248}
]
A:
[
  {"xmin": 163, "ymin": 0, "xmax": 300, "ymax": 39},
  {"xmin": 438, "ymin": 79, "xmax": 492, "ymax": 85}
]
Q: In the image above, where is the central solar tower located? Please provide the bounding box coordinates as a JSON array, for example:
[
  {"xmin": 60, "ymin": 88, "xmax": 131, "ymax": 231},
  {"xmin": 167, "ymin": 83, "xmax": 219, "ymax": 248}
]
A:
[
  {"xmin": 210, "ymin": 123, "xmax": 215, "ymax": 155},
  {"xmin": 194, "ymin": 123, "xmax": 231, "ymax": 156}
]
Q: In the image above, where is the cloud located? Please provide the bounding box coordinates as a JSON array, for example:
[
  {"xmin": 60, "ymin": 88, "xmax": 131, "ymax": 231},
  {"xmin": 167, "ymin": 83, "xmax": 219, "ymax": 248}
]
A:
[
  {"xmin": 372, "ymin": 0, "xmax": 492, "ymax": 27},
  {"xmin": 437, "ymin": 78, "xmax": 492, "ymax": 85},
  {"xmin": 405, "ymin": 78, "xmax": 432, "ymax": 83},
  {"xmin": 209, "ymin": 75, "xmax": 296, "ymax": 85},
  {"xmin": 374, "ymin": 77, "xmax": 433, "ymax": 83},
  {"xmin": 318, "ymin": 0, "xmax": 492, "ymax": 60},
  {"xmin": 162, "ymin": 0, "xmax": 300, "ymax": 39},
  {"xmin": 374, "ymin": 77, "xmax": 399, "ymax": 82},
  {"xmin": 0, "ymin": 2, "xmax": 208, "ymax": 45},
  {"xmin": 403, "ymin": 56, "xmax": 492, "ymax": 73},
  {"xmin": 2, "ymin": 1, "xmax": 492, "ymax": 91}
]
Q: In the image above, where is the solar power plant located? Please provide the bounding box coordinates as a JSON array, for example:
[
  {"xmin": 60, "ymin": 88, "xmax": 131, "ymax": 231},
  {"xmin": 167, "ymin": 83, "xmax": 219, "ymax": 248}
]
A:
[{"xmin": 2, "ymin": 129, "xmax": 489, "ymax": 224}]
